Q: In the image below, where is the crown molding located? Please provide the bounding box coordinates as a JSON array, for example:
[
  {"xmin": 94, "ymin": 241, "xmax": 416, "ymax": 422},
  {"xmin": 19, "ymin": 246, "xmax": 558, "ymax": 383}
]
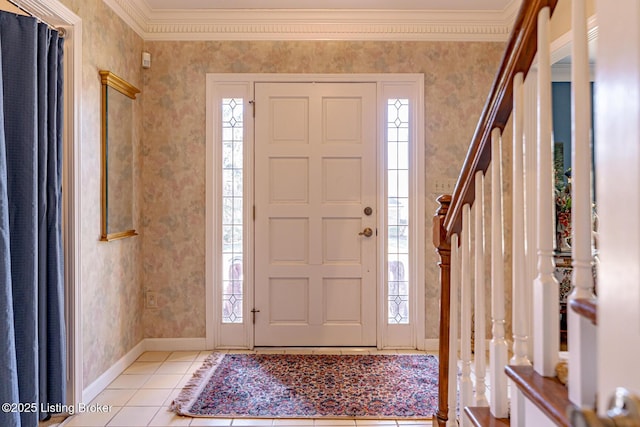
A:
[
  {"xmin": 103, "ymin": 0, "xmax": 150, "ymax": 36},
  {"xmin": 104, "ymin": 0, "xmax": 516, "ymax": 41},
  {"xmin": 550, "ymin": 14, "xmax": 598, "ymax": 65}
]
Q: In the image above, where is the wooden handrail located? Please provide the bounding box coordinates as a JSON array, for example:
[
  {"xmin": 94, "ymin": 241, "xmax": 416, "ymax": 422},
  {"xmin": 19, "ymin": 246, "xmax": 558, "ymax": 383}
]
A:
[
  {"xmin": 569, "ymin": 298, "xmax": 598, "ymax": 325},
  {"xmin": 465, "ymin": 407, "xmax": 511, "ymax": 427},
  {"xmin": 505, "ymin": 365, "xmax": 571, "ymax": 427},
  {"xmin": 433, "ymin": 1, "xmax": 559, "ymax": 426},
  {"xmin": 442, "ymin": 0, "xmax": 559, "ymax": 237}
]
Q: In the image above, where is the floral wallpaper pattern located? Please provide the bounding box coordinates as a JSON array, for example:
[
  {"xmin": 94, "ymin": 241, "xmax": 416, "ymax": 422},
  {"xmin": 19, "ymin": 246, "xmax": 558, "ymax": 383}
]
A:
[
  {"xmin": 140, "ymin": 40, "xmax": 506, "ymax": 340},
  {"xmin": 60, "ymin": 0, "xmax": 144, "ymax": 386},
  {"xmin": 53, "ymin": 0, "xmax": 509, "ymax": 386}
]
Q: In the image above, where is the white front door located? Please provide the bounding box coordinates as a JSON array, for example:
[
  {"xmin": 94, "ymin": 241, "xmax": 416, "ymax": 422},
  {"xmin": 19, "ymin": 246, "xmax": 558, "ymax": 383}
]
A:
[{"xmin": 254, "ymin": 82, "xmax": 377, "ymax": 346}]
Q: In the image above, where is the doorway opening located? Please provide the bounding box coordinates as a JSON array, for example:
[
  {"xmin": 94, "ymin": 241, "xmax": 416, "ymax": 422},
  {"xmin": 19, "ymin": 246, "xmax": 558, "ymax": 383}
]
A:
[{"xmin": 205, "ymin": 74, "xmax": 425, "ymax": 350}]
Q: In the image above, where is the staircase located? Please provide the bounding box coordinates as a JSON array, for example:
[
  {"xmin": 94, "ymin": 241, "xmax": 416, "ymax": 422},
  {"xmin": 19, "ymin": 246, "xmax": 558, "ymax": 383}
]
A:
[{"xmin": 432, "ymin": 0, "xmax": 599, "ymax": 426}]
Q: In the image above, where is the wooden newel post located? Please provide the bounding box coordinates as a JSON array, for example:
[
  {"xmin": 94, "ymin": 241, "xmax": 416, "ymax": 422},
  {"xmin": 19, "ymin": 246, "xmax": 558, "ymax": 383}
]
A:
[{"xmin": 433, "ymin": 195, "xmax": 452, "ymax": 427}]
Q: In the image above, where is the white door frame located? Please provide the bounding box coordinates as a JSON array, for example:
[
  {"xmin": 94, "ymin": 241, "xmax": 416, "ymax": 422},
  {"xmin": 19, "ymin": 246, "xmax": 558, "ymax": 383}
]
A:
[
  {"xmin": 12, "ymin": 0, "xmax": 84, "ymax": 406},
  {"xmin": 61, "ymin": 10, "xmax": 83, "ymax": 407},
  {"xmin": 206, "ymin": 73, "xmax": 425, "ymax": 350}
]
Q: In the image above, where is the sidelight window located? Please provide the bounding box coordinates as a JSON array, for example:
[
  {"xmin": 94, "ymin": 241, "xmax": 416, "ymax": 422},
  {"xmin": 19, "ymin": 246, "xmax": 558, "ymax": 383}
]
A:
[
  {"xmin": 387, "ymin": 98, "xmax": 410, "ymax": 325},
  {"xmin": 221, "ymin": 98, "xmax": 244, "ymax": 324},
  {"xmin": 207, "ymin": 75, "xmax": 425, "ymax": 348}
]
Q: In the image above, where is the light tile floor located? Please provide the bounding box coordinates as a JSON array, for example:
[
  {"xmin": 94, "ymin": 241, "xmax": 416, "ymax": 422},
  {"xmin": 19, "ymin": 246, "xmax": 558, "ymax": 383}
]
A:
[{"xmin": 62, "ymin": 349, "xmax": 434, "ymax": 427}]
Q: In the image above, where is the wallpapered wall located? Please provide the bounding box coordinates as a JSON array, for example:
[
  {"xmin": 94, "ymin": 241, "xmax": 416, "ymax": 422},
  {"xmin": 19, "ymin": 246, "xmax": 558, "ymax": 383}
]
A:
[
  {"xmin": 60, "ymin": 0, "xmax": 506, "ymax": 386},
  {"xmin": 140, "ymin": 40, "xmax": 506, "ymax": 341},
  {"xmin": 60, "ymin": 0, "xmax": 145, "ymax": 386}
]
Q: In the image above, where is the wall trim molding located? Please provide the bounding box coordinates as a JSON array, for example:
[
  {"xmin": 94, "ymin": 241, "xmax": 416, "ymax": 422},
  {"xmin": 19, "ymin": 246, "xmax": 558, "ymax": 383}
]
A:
[
  {"xmin": 423, "ymin": 339, "xmax": 439, "ymax": 352},
  {"xmin": 82, "ymin": 338, "xmax": 207, "ymax": 404},
  {"xmin": 143, "ymin": 337, "xmax": 208, "ymax": 352},
  {"xmin": 550, "ymin": 14, "xmax": 598, "ymax": 65},
  {"xmin": 84, "ymin": 336, "xmax": 443, "ymax": 403},
  {"xmin": 13, "ymin": 0, "xmax": 85, "ymax": 409},
  {"xmin": 103, "ymin": 0, "xmax": 518, "ymax": 41},
  {"xmin": 205, "ymin": 73, "xmax": 426, "ymax": 350},
  {"xmin": 82, "ymin": 341, "xmax": 145, "ymax": 404}
]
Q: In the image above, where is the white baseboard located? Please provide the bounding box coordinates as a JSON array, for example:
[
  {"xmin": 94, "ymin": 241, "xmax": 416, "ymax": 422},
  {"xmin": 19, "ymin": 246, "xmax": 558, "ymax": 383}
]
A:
[
  {"xmin": 84, "ymin": 336, "xmax": 447, "ymax": 403},
  {"xmin": 143, "ymin": 337, "xmax": 208, "ymax": 352},
  {"xmin": 82, "ymin": 337, "xmax": 209, "ymax": 403},
  {"xmin": 423, "ymin": 338, "xmax": 439, "ymax": 352},
  {"xmin": 82, "ymin": 340, "xmax": 145, "ymax": 404}
]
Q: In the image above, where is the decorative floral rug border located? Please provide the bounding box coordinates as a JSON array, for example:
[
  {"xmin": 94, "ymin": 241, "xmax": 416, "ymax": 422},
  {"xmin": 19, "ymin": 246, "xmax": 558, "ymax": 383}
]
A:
[{"xmin": 170, "ymin": 353, "xmax": 438, "ymax": 419}]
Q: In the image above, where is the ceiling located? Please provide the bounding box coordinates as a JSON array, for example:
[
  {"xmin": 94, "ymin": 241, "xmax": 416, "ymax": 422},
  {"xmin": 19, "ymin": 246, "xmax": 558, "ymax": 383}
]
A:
[
  {"xmin": 103, "ymin": 0, "xmax": 521, "ymax": 41},
  {"xmin": 143, "ymin": 0, "xmax": 514, "ymax": 11}
]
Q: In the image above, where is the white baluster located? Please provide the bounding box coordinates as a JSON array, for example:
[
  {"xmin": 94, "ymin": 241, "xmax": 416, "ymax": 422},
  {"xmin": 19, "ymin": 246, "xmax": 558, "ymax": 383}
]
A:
[
  {"xmin": 474, "ymin": 171, "xmax": 488, "ymax": 406},
  {"xmin": 534, "ymin": 5, "xmax": 560, "ymax": 377},
  {"xmin": 490, "ymin": 128, "xmax": 508, "ymax": 417},
  {"xmin": 570, "ymin": 0, "xmax": 595, "ymax": 303},
  {"xmin": 512, "ymin": 71, "xmax": 531, "ymax": 367},
  {"xmin": 523, "ymin": 69, "xmax": 538, "ymax": 363},
  {"xmin": 510, "ymin": 388, "xmax": 527, "ymax": 427},
  {"xmin": 510, "ymin": 71, "xmax": 532, "ymax": 427},
  {"xmin": 568, "ymin": 0, "xmax": 598, "ymax": 407},
  {"xmin": 460, "ymin": 204, "xmax": 473, "ymax": 427},
  {"xmin": 448, "ymin": 233, "xmax": 460, "ymax": 427}
]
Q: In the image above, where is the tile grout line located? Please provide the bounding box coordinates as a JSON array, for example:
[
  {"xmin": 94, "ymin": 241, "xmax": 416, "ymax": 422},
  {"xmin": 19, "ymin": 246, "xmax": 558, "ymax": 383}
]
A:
[{"xmin": 62, "ymin": 350, "xmax": 433, "ymax": 427}]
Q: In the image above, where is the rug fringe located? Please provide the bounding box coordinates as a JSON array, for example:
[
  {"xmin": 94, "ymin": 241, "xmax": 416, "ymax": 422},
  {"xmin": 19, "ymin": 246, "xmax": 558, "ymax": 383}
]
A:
[
  {"xmin": 170, "ymin": 353, "xmax": 439, "ymax": 419},
  {"xmin": 170, "ymin": 352, "xmax": 225, "ymax": 416}
]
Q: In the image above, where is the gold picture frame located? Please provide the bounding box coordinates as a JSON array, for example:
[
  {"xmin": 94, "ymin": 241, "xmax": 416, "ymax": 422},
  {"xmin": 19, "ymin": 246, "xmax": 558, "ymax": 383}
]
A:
[{"xmin": 100, "ymin": 70, "xmax": 140, "ymax": 241}]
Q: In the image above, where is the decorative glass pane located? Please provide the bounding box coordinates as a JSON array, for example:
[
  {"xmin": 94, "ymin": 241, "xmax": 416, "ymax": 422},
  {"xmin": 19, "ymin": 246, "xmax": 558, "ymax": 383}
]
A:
[
  {"xmin": 397, "ymin": 142, "xmax": 409, "ymax": 169},
  {"xmin": 387, "ymin": 98, "xmax": 410, "ymax": 324},
  {"xmin": 388, "ymin": 171, "xmax": 399, "ymax": 198},
  {"xmin": 222, "ymin": 98, "xmax": 244, "ymax": 324},
  {"xmin": 397, "ymin": 171, "xmax": 409, "ymax": 197},
  {"xmin": 388, "ymin": 142, "xmax": 399, "ymax": 169}
]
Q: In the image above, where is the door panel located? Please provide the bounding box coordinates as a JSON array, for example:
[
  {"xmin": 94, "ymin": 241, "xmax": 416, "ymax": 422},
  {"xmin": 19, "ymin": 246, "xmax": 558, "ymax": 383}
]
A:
[
  {"xmin": 254, "ymin": 82, "xmax": 377, "ymax": 346},
  {"xmin": 269, "ymin": 158, "xmax": 309, "ymax": 203}
]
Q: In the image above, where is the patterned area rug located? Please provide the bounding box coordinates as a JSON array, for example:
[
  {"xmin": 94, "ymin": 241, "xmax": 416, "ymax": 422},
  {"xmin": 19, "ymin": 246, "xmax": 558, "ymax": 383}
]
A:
[{"xmin": 170, "ymin": 353, "xmax": 438, "ymax": 419}]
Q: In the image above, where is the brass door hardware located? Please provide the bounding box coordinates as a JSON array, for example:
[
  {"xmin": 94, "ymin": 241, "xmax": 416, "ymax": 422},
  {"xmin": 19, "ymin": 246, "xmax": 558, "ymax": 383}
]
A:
[
  {"xmin": 569, "ymin": 388, "xmax": 640, "ymax": 427},
  {"xmin": 358, "ymin": 227, "xmax": 373, "ymax": 237},
  {"xmin": 251, "ymin": 308, "xmax": 260, "ymax": 324}
]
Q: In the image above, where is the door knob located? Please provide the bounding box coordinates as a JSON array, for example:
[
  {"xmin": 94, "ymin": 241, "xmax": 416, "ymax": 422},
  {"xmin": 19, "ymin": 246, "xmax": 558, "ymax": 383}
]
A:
[
  {"xmin": 569, "ymin": 388, "xmax": 640, "ymax": 427},
  {"xmin": 359, "ymin": 227, "xmax": 373, "ymax": 237}
]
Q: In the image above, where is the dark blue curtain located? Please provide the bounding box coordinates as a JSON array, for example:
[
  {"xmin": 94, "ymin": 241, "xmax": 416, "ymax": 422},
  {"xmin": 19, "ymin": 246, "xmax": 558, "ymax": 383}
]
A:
[{"xmin": 0, "ymin": 11, "xmax": 66, "ymax": 427}]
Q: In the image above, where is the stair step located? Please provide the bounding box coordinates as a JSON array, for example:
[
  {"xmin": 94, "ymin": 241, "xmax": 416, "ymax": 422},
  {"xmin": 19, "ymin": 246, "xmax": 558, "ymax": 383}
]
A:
[
  {"xmin": 569, "ymin": 297, "xmax": 597, "ymax": 325},
  {"xmin": 464, "ymin": 406, "xmax": 510, "ymax": 427},
  {"xmin": 505, "ymin": 365, "xmax": 570, "ymax": 427}
]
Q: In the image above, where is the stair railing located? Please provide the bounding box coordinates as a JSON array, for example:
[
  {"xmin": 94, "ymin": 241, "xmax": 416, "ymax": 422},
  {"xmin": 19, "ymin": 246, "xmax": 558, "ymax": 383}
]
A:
[{"xmin": 433, "ymin": 0, "xmax": 598, "ymax": 425}]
